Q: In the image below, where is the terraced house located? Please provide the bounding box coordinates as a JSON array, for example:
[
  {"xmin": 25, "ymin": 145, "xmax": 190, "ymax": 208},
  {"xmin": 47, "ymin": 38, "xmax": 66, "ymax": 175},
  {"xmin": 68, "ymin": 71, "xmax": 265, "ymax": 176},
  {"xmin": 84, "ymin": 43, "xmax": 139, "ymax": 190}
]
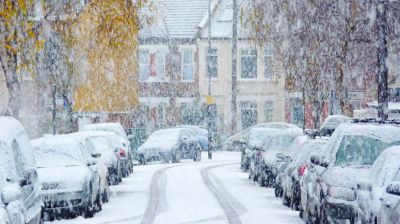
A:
[
  {"xmin": 197, "ymin": 0, "xmax": 286, "ymax": 135},
  {"xmin": 136, "ymin": 0, "xmax": 211, "ymax": 131}
]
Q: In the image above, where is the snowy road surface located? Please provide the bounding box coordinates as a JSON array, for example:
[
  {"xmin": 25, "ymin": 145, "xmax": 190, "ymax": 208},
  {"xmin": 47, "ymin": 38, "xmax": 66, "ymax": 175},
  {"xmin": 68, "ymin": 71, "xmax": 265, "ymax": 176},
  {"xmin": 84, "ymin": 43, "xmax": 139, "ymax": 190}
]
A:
[{"xmin": 47, "ymin": 152, "xmax": 302, "ymax": 224}]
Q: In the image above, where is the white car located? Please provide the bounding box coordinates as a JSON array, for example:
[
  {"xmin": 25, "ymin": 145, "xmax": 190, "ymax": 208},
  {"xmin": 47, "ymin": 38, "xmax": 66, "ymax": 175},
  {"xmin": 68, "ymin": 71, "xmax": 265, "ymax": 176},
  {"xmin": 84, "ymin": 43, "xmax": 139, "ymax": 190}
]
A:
[
  {"xmin": 0, "ymin": 116, "xmax": 42, "ymax": 224},
  {"xmin": 306, "ymin": 122, "xmax": 400, "ymax": 224},
  {"xmin": 138, "ymin": 128, "xmax": 201, "ymax": 164},
  {"xmin": 81, "ymin": 131, "xmax": 123, "ymax": 185},
  {"xmin": 68, "ymin": 132, "xmax": 111, "ymax": 203},
  {"xmin": 249, "ymin": 127, "xmax": 304, "ymax": 187},
  {"xmin": 32, "ymin": 135, "xmax": 102, "ymax": 221},
  {"xmin": 356, "ymin": 147, "xmax": 400, "ymax": 224},
  {"xmin": 81, "ymin": 123, "xmax": 133, "ymax": 173},
  {"xmin": 280, "ymin": 138, "xmax": 328, "ymax": 213}
]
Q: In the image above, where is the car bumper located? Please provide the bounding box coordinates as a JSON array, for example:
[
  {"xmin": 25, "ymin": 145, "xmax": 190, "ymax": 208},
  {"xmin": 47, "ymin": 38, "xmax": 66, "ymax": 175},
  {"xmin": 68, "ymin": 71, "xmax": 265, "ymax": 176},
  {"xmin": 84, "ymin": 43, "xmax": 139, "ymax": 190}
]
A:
[
  {"xmin": 324, "ymin": 196, "xmax": 356, "ymax": 219},
  {"xmin": 42, "ymin": 190, "xmax": 85, "ymax": 211}
]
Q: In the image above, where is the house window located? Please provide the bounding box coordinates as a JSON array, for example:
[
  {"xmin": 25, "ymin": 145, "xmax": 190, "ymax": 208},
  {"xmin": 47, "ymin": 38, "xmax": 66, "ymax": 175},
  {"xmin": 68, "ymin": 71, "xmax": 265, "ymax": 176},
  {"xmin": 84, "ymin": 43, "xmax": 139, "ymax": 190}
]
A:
[
  {"xmin": 241, "ymin": 49, "xmax": 257, "ymax": 79},
  {"xmin": 264, "ymin": 46, "xmax": 273, "ymax": 79},
  {"xmin": 139, "ymin": 50, "xmax": 166, "ymax": 82},
  {"xmin": 240, "ymin": 101, "xmax": 257, "ymax": 130},
  {"xmin": 157, "ymin": 103, "xmax": 166, "ymax": 122},
  {"xmin": 264, "ymin": 101, "xmax": 274, "ymax": 122},
  {"xmin": 182, "ymin": 50, "xmax": 194, "ymax": 81},
  {"xmin": 139, "ymin": 50, "xmax": 150, "ymax": 81},
  {"xmin": 207, "ymin": 48, "xmax": 218, "ymax": 78}
]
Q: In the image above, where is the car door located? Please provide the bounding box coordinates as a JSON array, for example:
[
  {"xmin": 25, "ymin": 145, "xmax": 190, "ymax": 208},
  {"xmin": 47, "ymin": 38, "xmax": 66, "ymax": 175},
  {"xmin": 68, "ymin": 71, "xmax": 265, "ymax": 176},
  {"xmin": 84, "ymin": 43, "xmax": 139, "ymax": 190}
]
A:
[
  {"xmin": 12, "ymin": 135, "xmax": 41, "ymax": 224},
  {"xmin": 79, "ymin": 143, "xmax": 100, "ymax": 199}
]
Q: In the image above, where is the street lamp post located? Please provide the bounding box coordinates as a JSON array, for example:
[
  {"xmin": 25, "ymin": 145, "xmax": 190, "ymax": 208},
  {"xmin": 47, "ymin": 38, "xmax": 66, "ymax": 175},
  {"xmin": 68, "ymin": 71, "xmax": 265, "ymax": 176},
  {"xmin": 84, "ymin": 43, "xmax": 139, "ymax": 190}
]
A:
[{"xmin": 207, "ymin": 0, "xmax": 213, "ymax": 159}]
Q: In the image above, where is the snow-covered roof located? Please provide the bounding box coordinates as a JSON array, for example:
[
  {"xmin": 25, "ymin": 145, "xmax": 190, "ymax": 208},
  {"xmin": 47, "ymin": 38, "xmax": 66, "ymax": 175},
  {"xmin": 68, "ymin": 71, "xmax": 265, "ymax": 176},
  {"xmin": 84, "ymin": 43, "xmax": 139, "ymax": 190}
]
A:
[
  {"xmin": 199, "ymin": 0, "xmax": 249, "ymax": 39},
  {"xmin": 140, "ymin": 0, "xmax": 211, "ymax": 39}
]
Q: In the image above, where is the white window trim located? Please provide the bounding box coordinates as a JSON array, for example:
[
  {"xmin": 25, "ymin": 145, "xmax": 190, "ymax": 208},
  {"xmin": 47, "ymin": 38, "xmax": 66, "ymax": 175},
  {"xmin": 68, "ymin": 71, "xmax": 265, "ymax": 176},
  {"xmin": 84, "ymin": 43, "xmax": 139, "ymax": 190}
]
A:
[
  {"xmin": 239, "ymin": 48, "xmax": 258, "ymax": 80},
  {"xmin": 205, "ymin": 47, "xmax": 219, "ymax": 80},
  {"xmin": 139, "ymin": 49, "xmax": 169, "ymax": 83},
  {"xmin": 181, "ymin": 49, "xmax": 195, "ymax": 82}
]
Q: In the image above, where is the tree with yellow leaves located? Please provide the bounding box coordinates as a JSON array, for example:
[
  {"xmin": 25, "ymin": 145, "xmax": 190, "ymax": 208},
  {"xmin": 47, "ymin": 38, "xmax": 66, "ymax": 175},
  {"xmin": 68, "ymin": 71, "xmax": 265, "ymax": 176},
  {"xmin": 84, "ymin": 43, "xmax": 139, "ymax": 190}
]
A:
[
  {"xmin": 0, "ymin": 0, "xmax": 43, "ymax": 118},
  {"xmin": 71, "ymin": 0, "xmax": 148, "ymax": 114}
]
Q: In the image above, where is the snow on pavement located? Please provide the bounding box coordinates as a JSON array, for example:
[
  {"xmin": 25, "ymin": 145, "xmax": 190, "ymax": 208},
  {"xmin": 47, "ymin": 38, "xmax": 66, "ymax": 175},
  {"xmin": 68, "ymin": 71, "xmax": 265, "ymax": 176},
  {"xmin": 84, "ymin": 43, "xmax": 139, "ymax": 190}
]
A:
[{"xmin": 46, "ymin": 152, "xmax": 303, "ymax": 224}]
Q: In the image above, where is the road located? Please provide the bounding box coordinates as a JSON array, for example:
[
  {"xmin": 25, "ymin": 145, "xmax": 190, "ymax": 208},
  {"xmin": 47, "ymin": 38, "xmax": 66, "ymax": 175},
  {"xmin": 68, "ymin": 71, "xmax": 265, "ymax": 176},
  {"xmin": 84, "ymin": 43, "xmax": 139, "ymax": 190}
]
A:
[{"xmin": 47, "ymin": 152, "xmax": 303, "ymax": 224}]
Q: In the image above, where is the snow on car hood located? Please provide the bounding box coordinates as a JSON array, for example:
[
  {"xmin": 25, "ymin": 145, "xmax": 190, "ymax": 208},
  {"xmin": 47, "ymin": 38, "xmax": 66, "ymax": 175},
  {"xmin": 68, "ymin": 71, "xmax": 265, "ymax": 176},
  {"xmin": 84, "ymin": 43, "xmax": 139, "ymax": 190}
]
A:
[
  {"xmin": 37, "ymin": 166, "xmax": 91, "ymax": 190},
  {"xmin": 321, "ymin": 166, "xmax": 371, "ymax": 188},
  {"xmin": 138, "ymin": 140, "xmax": 177, "ymax": 153}
]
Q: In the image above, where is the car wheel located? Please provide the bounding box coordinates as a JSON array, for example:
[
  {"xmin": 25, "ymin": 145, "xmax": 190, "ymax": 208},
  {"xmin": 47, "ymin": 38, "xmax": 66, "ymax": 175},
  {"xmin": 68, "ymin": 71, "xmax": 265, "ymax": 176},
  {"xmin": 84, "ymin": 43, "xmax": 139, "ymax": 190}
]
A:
[
  {"xmin": 258, "ymin": 174, "xmax": 266, "ymax": 187},
  {"xmin": 83, "ymin": 188, "xmax": 95, "ymax": 218},
  {"xmin": 102, "ymin": 184, "xmax": 109, "ymax": 203},
  {"xmin": 95, "ymin": 192, "xmax": 102, "ymax": 212},
  {"xmin": 283, "ymin": 192, "xmax": 291, "ymax": 207}
]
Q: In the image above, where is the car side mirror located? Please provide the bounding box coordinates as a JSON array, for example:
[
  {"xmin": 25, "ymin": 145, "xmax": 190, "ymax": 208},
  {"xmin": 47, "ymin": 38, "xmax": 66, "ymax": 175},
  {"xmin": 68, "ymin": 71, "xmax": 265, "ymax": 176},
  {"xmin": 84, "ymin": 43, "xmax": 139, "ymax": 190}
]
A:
[
  {"xmin": 87, "ymin": 158, "xmax": 97, "ymax": 166},
  {"xmin": 20, "ymin": 168, "xmax": 37, "ymax": 187},
  {"xmin": 1, "ymin": 185, "xmax": 22, "ymax": 204},
  {"xmin": 386, "ymin": 182, "xmax": 400, "ymax": 196},
  {"xmin": 357, "ymin": 180, "xmax": 373, "ymax": 192},
  {"xmin": 276, "ymin": 153, "xmax": 285, "ymax": 162},
  {"xmin": 92, "ymin": 152, "xmax": 102, "ymax": 158},
  {"xmin": 311, "ymin": 155, "xmax": 329, "ymax": 168},
  {"xmin": 114, "ymin": 148, "xmax": 119, "ymax": 153}
]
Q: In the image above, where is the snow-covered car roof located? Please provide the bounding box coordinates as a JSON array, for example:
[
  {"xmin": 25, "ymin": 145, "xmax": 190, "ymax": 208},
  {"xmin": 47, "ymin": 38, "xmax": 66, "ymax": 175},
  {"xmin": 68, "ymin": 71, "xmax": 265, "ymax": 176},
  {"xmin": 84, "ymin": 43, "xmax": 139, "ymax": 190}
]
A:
[
  {"xmin": 31, "ymin": 135, "xmax": 88, "ymax": 168},
  {"xmin": 0, "ymin": 116, "xmax": 36, "ymax": 180},
  {"xmin": 81, "ymin": 123, "xmax": 127, "ymax": 140},
  {"xmin": 320, "ymin": 115, "xmax": 352, "ymax": 129},
  {"xmin": 292, "ymin": 138, "xmax": 329, "ymax": 165},
  {"xmin": 369, "ymin": 146, "xmax": 400, "ymax": 187}
]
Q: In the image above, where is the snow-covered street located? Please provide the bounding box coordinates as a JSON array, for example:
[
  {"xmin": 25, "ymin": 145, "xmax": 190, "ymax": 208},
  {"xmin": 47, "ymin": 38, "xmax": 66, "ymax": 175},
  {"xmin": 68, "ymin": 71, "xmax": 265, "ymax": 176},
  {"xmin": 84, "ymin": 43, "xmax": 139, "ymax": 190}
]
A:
[{"xmin": 46, "ymin": 152, "xmax": 302, "ymax": 224}]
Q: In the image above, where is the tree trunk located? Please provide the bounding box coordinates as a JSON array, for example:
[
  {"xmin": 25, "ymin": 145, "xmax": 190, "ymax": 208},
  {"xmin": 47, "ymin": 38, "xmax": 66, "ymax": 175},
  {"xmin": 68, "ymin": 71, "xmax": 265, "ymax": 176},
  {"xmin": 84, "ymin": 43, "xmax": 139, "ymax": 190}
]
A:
[
  {"xmin": 3, "ymin": 55, "xmax": 21, "ymax": 119},
  {"xmin": 231, "ymin": 0, "xmax": 238, "ymax": 134},
  {"xmin": 376, "ymin": 0, "xmax": 389, "ymax": 120}
]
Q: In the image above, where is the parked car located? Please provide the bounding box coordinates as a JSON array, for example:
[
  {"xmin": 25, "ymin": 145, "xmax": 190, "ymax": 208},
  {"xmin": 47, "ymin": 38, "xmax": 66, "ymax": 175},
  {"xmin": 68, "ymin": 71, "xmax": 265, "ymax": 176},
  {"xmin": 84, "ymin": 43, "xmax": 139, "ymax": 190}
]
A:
[
  {"xmin": 249, "ymin": 127, "xmax": 304, "ymax": 187},
  {"xmin": 240, "ymin": 127, "xmax": 283, "ymax": 172},
  {"xmin": 81, "ymin": 123, "xmax": 133, "ymax": 174},
  {"xmin": 319, "ymin": 115, "xmax": 351, "ymax": 136},
  {"xmin": 0, "ymin": 116, "xmax": 42, "ymax": 224},
  {"xmin": 305, "ymin": 122, "xmax": 400, "ymax": 224},
  {"xmin": 68, "ymin": 132, "xmax": 111, "ymax": 203},
  {"xmin": 280, "ymin": 138, "xmax": 328, "ymax": 214},
  {"xmin": 224, "ymin": 122, "xmax": 302, "ymax": 151},
  {"xmin": 81, "ymin": 131, "xmax": 123, "ymax": 185},
  {"xmin": 355, "ymin": 146, "xmax": 400, "ymax": 224},
  {"xmin": 32, "ymin": 135, "xmax": 102, "ymax": 221},
  {"xmin": 138, "ymin": 128, "xmax": 201, "ymax": 164},
  {"xmin": 275, "ymin": 135, "xmax": 308, "ymax": 198},
  {"xmin": 176, "ymin": 125, "xmax": 208, "ymax": 150},
  {"xmin": 108, "ymin": 134, "xmax": 131, "ymax": 178}
]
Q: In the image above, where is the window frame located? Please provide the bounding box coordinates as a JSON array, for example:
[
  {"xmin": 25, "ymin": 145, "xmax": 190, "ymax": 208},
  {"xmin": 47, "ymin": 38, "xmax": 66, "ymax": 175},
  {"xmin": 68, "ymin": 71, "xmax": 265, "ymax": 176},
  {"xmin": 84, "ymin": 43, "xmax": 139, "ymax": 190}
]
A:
[
  {"xmin": 206, "ymin": 48, "xmax": 218, "ymax": 78},
  {"xmin": 181, "ymin": 49, "xmax": 194, "ymax": 82},
  {"xmin": 240, "ymin": 49, "xmax": 257, "ymax": 79}
]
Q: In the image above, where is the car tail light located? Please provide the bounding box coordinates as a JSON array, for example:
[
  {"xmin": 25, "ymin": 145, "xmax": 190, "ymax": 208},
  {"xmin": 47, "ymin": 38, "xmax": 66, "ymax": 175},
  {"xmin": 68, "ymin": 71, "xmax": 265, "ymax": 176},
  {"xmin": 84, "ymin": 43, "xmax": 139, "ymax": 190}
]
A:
[
  {"xmin": 119, "ymin": 149, "xmax": 126, "ymax": 157},
  {"xmin": 298, "ymin": 164, "xmax": 307, "ymax": 176}
]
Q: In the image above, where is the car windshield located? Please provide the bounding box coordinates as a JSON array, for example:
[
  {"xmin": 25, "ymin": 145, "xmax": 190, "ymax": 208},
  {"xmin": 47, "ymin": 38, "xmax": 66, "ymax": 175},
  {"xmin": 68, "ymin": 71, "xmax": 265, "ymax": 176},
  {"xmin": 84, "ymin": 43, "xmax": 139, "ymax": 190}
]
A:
[
  {"xmin": 148, "ymin": 130, "xmax": 180, "ymax": 142},
  {"xmin": 89, "ymin": 136, "xmax": 111, "ymax": 152},
  {"xmin": 335, "ymin": 136, "xmax": 400, "ymax": 166},
  {"xmin": 248, "ymin": 130, "xmax": 268, "ymax": 146},
  {"xmin": 263, "ymin": 135, "xmax": 296, "ymax": 151},
  {"xmin": 34, "ymin": 144, "xmax": 84, "ymax": 168}
]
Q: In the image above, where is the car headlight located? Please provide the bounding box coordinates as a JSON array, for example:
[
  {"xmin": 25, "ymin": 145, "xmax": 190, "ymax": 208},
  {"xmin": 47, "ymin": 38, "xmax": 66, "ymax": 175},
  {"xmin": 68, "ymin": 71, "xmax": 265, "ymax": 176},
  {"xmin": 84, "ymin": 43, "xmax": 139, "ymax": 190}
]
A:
[{"xmin": 328, "ymin": 187, "xmax": 356, "ymax": 201}]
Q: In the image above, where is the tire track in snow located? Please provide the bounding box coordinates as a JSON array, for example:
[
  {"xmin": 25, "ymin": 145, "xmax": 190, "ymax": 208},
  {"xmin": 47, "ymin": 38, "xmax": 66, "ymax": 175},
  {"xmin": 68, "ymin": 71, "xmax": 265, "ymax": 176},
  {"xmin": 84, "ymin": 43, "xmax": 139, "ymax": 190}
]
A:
[
  {"xmin": 141, "ymin": 164, "xmax": 186, "ymax": 224},
  {"xmin": 201, "ymin": 162, "xmax": 247, "ymax": 224}
]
